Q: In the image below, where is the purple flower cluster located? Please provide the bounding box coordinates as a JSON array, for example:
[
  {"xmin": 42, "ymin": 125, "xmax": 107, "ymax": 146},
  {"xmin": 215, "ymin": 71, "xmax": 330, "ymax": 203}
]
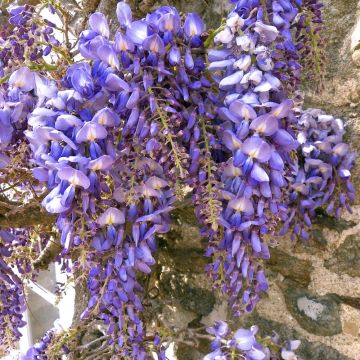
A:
[
  {"xmin": 0, "ymin": 0, "xmax": 355, "ymax": 358},
  {"xmin": 24, "ymin": 3, "xmax": 217, "ymax": 356},
  {"xmin": 203, "ymin": 1, "xmax": 300, "ymax": 315},
  {"xmin": 224, "ymin": 0, "xmax": 323, "ymax": 94},
  {"xmin": 22, "ymin": 327, "xmax": 68, "ymax": 360},
  {"xmin": 0, "ymin": 69, "xmax": 54, "ymax": 347},
  {"xmin": 0, "ymin": 4, "xmax": 59, "ymax": 73},
  {"xmin": 0, "ymin": 67, "xmax": 55, "ymax": 168},
  {"xmin": 25, "ymin": 63, "xmax": 171, "ymax": 357},
  {"xmin": 281, "ymin": 108, "xmax": 356, "ymax": 240},
  {"xmin": 204, "ymin": 321, "xmax": 300, "ymax": 360},
  {"xmin": 0, "ymin": 230, "xmax": 29, "ymax": 347},
  {"xmin": 293, "ymin": 0, "xmax": 325, "ymax": 84}
]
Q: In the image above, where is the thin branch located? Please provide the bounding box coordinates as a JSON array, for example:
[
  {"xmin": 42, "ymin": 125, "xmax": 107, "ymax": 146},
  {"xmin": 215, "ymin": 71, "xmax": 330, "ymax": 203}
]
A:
[
  {"xmin": 76, "ymin": 335, "xmax": 109, "ymax": 351},
  {"xmin": 0, "ymin": 201, "xmax": 55, "ymax": 228},
  {"xmin": 32, "ymin": 237, "xmax": 61, "ymax": 270}
]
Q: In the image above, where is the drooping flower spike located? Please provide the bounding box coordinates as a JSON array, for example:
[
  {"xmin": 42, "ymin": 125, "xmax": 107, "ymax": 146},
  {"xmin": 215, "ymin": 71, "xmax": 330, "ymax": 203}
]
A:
[
  {"xmin": 25, "ymin": 3, "xmax": 216, "ymax": 357},
  {"xmin": 200, "ymin": 1, "xmax": 300, "ymax": 316},
  {"xmin": 0, "ymin": 4, "xmax": 59, "ymax": 72},
  {"xmin": 281, "ymin": 108, "xmax": 356, "ymax": 240}
]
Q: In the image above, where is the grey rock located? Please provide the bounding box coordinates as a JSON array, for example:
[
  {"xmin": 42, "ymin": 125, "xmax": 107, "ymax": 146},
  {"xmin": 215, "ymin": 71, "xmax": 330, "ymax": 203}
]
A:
[
  {"xmin": 325, "ymin": 233, "xmax": 360, "ymax": 277},
  {"xmin": 267, "ymin": 248, "xmax": 313, "ymax": 287},
  {"xmin": 334, "ymin": 294, "xmax": 360, "ymax": 310},
  {"xmin": 160, "ymin": 272, "xmax": 216, "ymax": 316},
  {"xmin": 313, "ymin": 210, "xmax": 357, "ymax": 232},
  {"xmin": 163, "ymin": 247, "xmax": 208, "ymax": 273},
  {"xmin": 282, "ymin": 281, "xmax": 342, "ymax": 336}
]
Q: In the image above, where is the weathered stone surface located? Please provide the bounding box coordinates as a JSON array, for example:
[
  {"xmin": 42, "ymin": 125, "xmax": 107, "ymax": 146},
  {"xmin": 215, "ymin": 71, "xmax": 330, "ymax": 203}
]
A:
[
  {"xmin": 161, "ymin": 248, "xmax": 208, "ymax": 273},
  {"xmin": 325, "ymin": 233, "xmax": 360, "ymax": 277},
  {"xmin": 304, "ymin": 0, "xmax": 360, "ymax": 110},
  {"xmin": 267, "ymin": 248, "xmax": 313, "ymax": 287},
  {"xmin": 336, "ymin": 295, "xmax": 360, "ymax": 310},
  {"xmin": 282, "ymin": 281, "xmax": 342, "ymax": 336},
  {"xmin": 314, "ymin": 210, "xmax": 357, "ymax": 232},
  {"xmin": 159, "ymin": 272, "xmax": 216, "ymax": 316},
  {"xmin": 176, "ymin": 338, "xmax": 210, "ymax": 360},
  {"xmin": 176, "ymin": 343, "xmax": 204, "ymax": 360}
]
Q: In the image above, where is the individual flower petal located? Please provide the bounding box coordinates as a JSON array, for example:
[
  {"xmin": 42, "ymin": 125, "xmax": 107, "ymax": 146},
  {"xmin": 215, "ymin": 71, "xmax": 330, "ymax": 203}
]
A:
[
  {"xmin": 270, "ymin": 99, "xmax": 294, "ymax": 118},
  {"xmin": 273, "ymin": 129, "xmax": 298, "ymax": 150},
  {"xmin": 333, "ymin": 143, "xmax": 349, "ymax": 156},
  {"xmin": 228, "ymin": 197, "xmax": 254, "ymax": 215},
  {"xmin": 184, "ymin": 13, "xmax": 205, "ymax": 37},
  {"xmin": 116, "ymin": 2, "xmax": 132, "ymax": 27},
  {"xmin": 214, "ymin": 27, "xmax": 233, "ymax": 44},
  {"xmin": 88, "ymin": 155, "xmax": 114, "ymax": 170},
  {"xmin": 219, "ymin": 71, "xmax": 243, "ymax": 89},
  {"xmin": 99, "ymin": 44, "xmax": 120, "ymax": 69},
  {"xmin": 229, "ymin": 100, "xmax": 257, "ymax": 120},
  {"xmin": 9, "ymin": 67, "xmax": 35, "ymax": 92},
  {"xmin": 145, "ymin": 176, "xmax": 168, "ymax": 189},
  {"xmin": 76, "ymin": 122, "xmax": 108, "ymax": 142},
  {"xmin": 208, "ymin": 59, "xmax": 235, "ymax": 71},
  {"xmin": 233, "ymin": 328, "xmax": 255, "ymax": 351},
  {"xmin": 126, "ymin": 20, "xmax": 148, "ymax": 45},
  {"xmin": 264, "ymin": 72, "xmax": 281, "ymax": 90},
  {"xmin": 98, "ymin": 207, "xmax": 125, "ymax": 226},
  {"xmin": 34, "ymin": 74, "xmax": 57, "ymax": 101},
  {"xmin": 168, "ymin": 45, "xmax": 181, "ymax": 65},
  {"xmin": 233, "ymin": 55, "xmax": 252, "ymax": 71},
  {"xmin": 250, "ymin": 114, "xmax": 279, "ymax": 136},
  {"xmin": 222, "ymin": 130, "xmax": 242, "ymax": 151},
  {"xmin": 55, "ymin": 115, "xmax": 83, "ymax": 131},
  {"xmin": 89, "ymin": 12, "xmax": 110, "ymax": 38},
  {"xmin": 254, "ymin": 21, "xmax": 278, "ymax": 44},
  {"xmin": 251, "ymin": 163, "xmax": 269, "ymax": 182},
  {"xmin": 43, "ymin": 195, "xmax": 70, "ymax": 213},
  {"xmin": 143, "ymin": 34, "xmax": 165, "ymax": 54},
  {"xmin": 114, "ymin": 32, "xmax": 135, "ymax": 52},
  {"xmin": 158, "ymin": 12, "xmax": 180, "ymax": 33},
  {"xmin": 58, "ymin": 167, "xmax": 90, "ymax": 189},
  {"xmin": 242, "ymin": 137, "xmax": 272, "ymax": 162},
  {"xmin": 92, "ymin": 108, "xmax": 120, "ymax": 127},
  {"xmin": 104, "ymin": 73, "xmax": 131, "ymax": 92},
  {"xmin": 134, "ymin": 184, "xmax": 160, "ymax": 197},
  {"xmin": 247, "ymin": 347, "xmax": 266, "ymax": 360}
]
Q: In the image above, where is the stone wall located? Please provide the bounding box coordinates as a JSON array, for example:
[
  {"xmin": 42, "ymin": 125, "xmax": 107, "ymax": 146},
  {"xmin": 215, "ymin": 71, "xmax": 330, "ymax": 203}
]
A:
[{"xmin": 154, "ymin": 205, "xmax": 360, "ymax": 359}]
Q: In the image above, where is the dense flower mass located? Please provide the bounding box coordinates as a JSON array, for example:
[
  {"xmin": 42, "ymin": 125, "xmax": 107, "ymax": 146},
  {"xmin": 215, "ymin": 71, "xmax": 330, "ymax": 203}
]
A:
[
  {"xmin": 281, "ymin": 108, "xmax": 356, "ymax": 240},
  {"xmin": 0, "ymin": 67, "xmax": 41, "ymax": 168},
  {"xmin": 24, "ymin": 3, "xmax": 218, "ymax": 357},
  {"xmin": 0, "ymin": 4, "xmax": 59, "ymax": 73},
  {"xmin": 0, "ymin": 0, "xmax": 355, "ymax": 359},
  {"xmin": 202, "ymin": 0, "xmax": 300, "ymax": 316},
  {"xmin": 0, "ymin": 229, "xmax": 33, "ymax": 347}
]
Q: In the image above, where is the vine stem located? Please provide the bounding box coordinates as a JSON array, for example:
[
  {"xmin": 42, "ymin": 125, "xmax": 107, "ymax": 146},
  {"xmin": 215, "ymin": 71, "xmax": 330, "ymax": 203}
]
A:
[
  {"xmin": 199, "ymin": 116, "xmax": 219, "ymax": 231},
  {"xmin": 149, "ymin": 87, "xmax": 185, "ymax": 178}
]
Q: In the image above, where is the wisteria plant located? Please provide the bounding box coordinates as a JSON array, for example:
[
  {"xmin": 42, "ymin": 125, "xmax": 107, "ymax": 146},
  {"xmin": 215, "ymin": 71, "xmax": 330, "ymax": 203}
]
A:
[{"xmin": 0, "ymin": 0, "xmax": 355, "ymax": 359}]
